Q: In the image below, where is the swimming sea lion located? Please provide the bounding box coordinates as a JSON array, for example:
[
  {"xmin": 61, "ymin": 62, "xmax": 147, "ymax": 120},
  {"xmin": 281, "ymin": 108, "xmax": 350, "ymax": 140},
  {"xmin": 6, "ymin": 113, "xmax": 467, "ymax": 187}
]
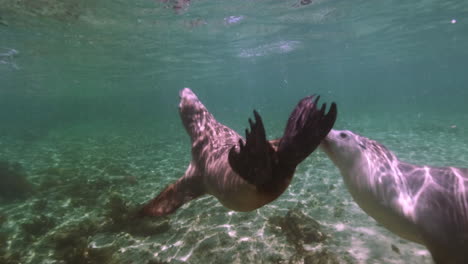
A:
[
  {"xmin": 140, "ymin": 88, "xmax": 336, "ymax": 217},
  {"xmin": 320, "ymin": 129, "xmax": 468, "ymax": 264}
]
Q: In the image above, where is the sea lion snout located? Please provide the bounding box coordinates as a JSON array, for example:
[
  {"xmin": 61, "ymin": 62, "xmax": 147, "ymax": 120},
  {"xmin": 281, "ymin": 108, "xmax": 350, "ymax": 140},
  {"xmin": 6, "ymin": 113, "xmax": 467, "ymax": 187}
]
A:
[
  {"xmin": 178, "ymin": 88, "xmax": 201, "ymax": 111},
  {"xmin": 320, "ymin": 129, "xmax": 365, "ymax": 170},
  {"xmin": 178, "ymin": 88, "xmax": 202, "ymax": 116},
  {"xmin": 179, "ymin": 87, "xmax": 198, "ymax": 101}
]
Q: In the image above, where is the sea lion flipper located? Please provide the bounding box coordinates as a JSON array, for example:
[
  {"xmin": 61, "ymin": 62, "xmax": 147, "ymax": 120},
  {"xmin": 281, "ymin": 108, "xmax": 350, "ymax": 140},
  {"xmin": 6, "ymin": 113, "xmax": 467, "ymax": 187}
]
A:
[
  {"xmin": 139, "ymin": 173, "xmax": 205, "ymax": 217},
  {"xmin": 278, "ymin": 95, "xmax": 337, "ymax": 166},
  {"xmin": 228, "ymin": 110, "xmax": 276, "ymax": 187}
]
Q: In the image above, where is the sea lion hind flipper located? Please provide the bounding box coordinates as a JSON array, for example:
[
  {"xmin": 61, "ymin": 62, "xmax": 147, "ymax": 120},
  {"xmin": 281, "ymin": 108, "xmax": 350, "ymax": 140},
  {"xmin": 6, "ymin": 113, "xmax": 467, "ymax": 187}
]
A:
[
  {"xmin": 139, "ymin": 176, "xmax": 205, "ymax": 217},
  {"xmin": 228, "ymin": 110, "xmax": 277, "ymax": 187},
  {"xmin": 278, "ymin": 95, "xmax": 337, "ymax": 166}
]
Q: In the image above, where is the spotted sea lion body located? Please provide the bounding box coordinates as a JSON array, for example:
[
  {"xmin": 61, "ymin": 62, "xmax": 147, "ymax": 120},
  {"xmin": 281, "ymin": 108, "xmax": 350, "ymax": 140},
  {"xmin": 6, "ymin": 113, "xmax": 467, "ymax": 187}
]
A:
[
  {"xmin": 320, "ymin": 129, "xmax": 468, "ymax": 264},
  {"xmin": 140, "ymin": 88, "xmax": 336, "ymax": 216}
]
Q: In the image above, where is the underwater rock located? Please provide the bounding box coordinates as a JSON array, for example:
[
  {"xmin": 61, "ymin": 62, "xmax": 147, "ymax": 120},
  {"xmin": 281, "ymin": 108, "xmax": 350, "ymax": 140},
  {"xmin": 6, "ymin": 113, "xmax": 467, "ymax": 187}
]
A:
[
  {"xmin": 103, "ymin": 193, "xmax": 171, "ymax": 236},
  {"xmin": 0, "ymin": 160, "xmax": 34, "ymax": 200}
]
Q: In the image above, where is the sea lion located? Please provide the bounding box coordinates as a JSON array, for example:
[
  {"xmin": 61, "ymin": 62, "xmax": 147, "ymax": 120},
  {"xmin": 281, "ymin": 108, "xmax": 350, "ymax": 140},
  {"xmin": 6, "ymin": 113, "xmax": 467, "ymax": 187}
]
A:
[
  {"xmin": 320, "ymin": 129, "xmax": 468, "ymax": 264},
  {"xmin": 140, "ymin": 88, "xmax": 336, "ymax": 217}
]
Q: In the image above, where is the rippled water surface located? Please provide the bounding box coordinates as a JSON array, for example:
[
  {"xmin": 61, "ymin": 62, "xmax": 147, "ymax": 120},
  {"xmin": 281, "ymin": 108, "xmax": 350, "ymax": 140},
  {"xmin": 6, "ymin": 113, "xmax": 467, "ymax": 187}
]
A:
[{"xmin": 1, "ymin": 0, "xmax": 468, "ymax": 263}]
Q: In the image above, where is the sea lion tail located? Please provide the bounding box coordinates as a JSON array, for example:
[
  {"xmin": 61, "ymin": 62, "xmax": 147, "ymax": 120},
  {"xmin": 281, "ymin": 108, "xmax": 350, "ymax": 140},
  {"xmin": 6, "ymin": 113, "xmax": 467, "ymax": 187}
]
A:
[
  {"xmin": 139, "ymin": 174, "xmax": 204, "ymax": 217},
  {"xmin": 277, "ymin": 95, "xmax": 337, "ymax": 166}
]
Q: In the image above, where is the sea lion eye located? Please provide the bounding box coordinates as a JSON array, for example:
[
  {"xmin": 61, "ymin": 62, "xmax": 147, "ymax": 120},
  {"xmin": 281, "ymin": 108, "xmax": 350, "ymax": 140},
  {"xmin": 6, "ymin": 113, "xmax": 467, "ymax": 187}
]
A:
[{"xmin": 339, "ymin": 132, "xmax": 348, "ymax": 139}]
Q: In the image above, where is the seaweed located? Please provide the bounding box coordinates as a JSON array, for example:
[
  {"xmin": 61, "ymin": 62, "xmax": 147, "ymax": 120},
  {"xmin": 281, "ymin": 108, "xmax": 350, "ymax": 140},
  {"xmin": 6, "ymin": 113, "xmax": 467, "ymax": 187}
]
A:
[
  {"xmin": 84, "ymin": 246, "xmax": 118, "ymax": 264},
  {"xmin": 48, "ymin": 218, "xmax": 105, "ymax": 263},
  {"xmin": 0, "ymin": 224, "xmax": 18, "ymax": 264},
  {"xmin": 37, "ymin": 170, "xmax": 111, "ymax": 208},
  {"xmin": 20, "ymin": 214, "xmax": 56, "ymax": 238},
  {"xmin": 0, "ymin": 161, "xmax": 34, "ymax": 200},
  {"xmin": 0, "ymin": 251, "xmax": 21, "ymax": 264},
  {"xmin": 268, "ymin": 207, "xmax": 340, "ymax": 263},
  {"xmin": 303, "ymin": 249, "xmax": 340, "ymax": 264},
  {"xmin": 104, "ymin": 164, "xmax": 129, "ymax": 176},
  {"xmin": 0, "ymin": 215, "xmax": 8, "ymax": 257},
  {"xmin": 147, "ymin": 259, "xmax": 170, "ymax": 264},
  {"xmin": 103, "ymin": 193, "xmax": 171, "ymax": 236},
  {"xmin": 333, "ymin": 201, "xmax": 345, "ymax": 218},
  {"xmin": 0, "ymin": 231, "xmax": 7, "ymax": 251},
  {"xmin": 43, "ymin": 211, "xmax": 166, "ymax": 264},
  {"xmin": 104, "ymin": 193, "xmax": 132, "ymax": 229},
  {"xmin": 391, "ymin": 244, "xmax": 401, "ymax": 254},
  {"xmin": 0, "ymin": 214, "xmax": 6, "ymax": 226},
  {"xmin": 268, "ymin": 207, "xmax": 327, "ymax": 251}
]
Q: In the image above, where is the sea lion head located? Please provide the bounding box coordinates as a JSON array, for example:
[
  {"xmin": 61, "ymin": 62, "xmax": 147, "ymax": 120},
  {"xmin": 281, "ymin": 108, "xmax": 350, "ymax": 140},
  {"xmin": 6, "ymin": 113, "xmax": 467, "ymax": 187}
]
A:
[
  {"xmin": 178, "ymin": 88, "xmax": 211, "ymax": 137},
  {"xmin": 179, "ymin": 87, "xmax": 201, "ymax": 112},
  {"xmin": 320, "ymin": 129, "xmax": 368, "ymax": 170}
]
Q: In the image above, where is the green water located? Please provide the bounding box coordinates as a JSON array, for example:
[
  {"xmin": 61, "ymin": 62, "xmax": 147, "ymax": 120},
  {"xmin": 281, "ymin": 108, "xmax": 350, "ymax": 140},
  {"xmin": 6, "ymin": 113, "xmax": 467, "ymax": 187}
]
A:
[{"xmin": 1, "ymin": 0, "xmax": 468, "ymax": 263}]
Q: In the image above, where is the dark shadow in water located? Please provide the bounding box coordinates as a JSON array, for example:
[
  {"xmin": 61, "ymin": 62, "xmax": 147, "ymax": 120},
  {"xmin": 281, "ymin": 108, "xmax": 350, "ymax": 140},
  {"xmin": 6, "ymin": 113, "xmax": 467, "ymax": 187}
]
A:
[{"xmin": 0, "ymin": 161, "xmax": 34, "ymax": 201}]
